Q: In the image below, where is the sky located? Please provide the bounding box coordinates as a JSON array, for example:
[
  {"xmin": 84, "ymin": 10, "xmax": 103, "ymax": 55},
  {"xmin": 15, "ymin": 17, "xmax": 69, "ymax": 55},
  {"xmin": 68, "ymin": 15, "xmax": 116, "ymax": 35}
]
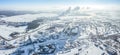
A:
[{"xmin": 0, "ymin": 0, "xmax": 120, "ymax": 10}]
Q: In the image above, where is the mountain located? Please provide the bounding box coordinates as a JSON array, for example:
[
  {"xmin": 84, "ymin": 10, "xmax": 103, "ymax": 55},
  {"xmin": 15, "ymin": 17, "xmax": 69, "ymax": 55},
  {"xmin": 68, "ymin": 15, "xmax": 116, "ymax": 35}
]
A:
[{"xmin": 0, "ymin": 7, "xmax": 120, "ymax": 55}]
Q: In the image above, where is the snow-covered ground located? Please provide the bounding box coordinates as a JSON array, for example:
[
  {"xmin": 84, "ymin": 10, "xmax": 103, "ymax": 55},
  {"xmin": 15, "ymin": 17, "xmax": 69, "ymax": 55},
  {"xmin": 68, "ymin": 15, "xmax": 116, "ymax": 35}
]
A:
[
  {"xmin": 1, "ymin": 13, "xmax": 58, "ymax": 22},
  {"xmin": 0, "ymin": 7, "xmax": 120, "ymax": 55}
]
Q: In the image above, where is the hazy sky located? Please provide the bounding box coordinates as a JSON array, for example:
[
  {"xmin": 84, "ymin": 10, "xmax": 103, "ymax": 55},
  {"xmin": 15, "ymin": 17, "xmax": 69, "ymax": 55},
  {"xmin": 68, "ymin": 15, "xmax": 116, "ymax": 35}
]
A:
[{"xmin": 0, "ymin": 0, "xmax": 120, "ymax": 10}]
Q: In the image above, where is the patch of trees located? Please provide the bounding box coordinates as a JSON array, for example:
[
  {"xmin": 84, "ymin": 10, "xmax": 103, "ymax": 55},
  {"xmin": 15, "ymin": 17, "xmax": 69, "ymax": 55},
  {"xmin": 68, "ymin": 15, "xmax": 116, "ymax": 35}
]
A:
[
  {"xmin": 36, "ymin": 44, "xmax": 56, "ymax": 54},
  {"xmin": 26, "ymin": 19, "xmax": 44, "ymax": 31}
]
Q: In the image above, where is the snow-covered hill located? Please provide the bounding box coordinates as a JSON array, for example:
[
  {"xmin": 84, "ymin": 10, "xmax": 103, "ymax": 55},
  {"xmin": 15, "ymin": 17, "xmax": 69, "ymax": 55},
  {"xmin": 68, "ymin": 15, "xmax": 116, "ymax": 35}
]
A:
[{"xmin": 0, "ymin": 7, "xmax": 120, "ymax": 55}]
